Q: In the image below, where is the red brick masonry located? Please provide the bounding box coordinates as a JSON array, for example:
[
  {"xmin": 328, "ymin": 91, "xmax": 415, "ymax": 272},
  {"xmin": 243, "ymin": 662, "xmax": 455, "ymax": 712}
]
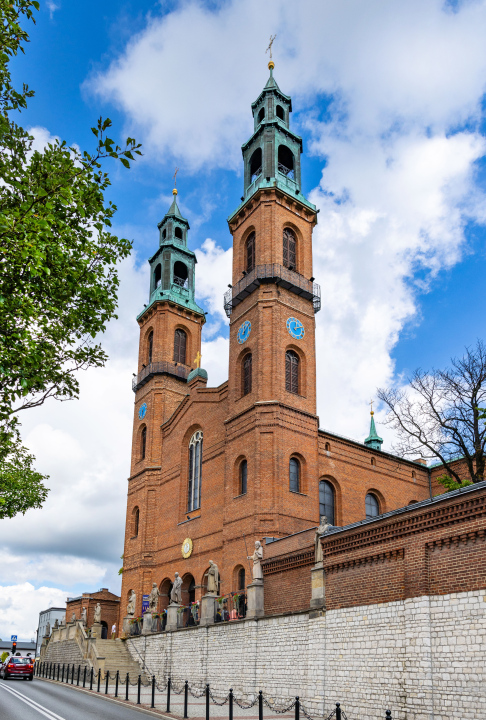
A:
[{"xmin": 262, "ymin": 481, "xmax": 486, "ymax": 614}]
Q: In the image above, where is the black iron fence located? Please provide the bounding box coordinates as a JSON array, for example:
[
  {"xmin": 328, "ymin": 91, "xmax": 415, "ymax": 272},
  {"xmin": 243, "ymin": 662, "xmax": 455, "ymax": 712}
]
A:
[{"xmin": 35, "ymin": 661, "xmax": 393, "ymax": 719}]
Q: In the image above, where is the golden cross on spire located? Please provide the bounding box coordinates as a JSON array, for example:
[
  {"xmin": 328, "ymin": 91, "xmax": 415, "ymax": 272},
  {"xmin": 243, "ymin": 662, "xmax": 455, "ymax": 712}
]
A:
[
  {"xmin": 173, "ymin": 166, "xmax": 179, "ymax": 187},
  {"xmin": 194, "ymin": 351, "xmax": 202, "ymax": 369},
  {"xmin": 266, "ymin": 34, "xmax": 277, "ymax": 60},
  {"xmin": 369, "ymin": 398, "xmax": 374, "ymax": 415}
]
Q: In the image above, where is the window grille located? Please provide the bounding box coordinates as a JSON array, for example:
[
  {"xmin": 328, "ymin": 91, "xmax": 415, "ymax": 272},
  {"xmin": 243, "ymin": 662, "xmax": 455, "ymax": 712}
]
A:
[
  {"xmin": 283, "ymin": 228, "xmax": 296, "ymax": 269},
  {"xmin": 285, "ymin": 350, "xmax": 299, "ymax": 394},
  {"xmin": 365, "ymin": 493, "xmax": 379, "ymax": 519},
  {"xmin": 242, "ymin": 354, "xmax": 252, "ymax": 395},
  {"xmin": 319, "ymin": 480, "xmax": 335, "ymax": 525},
  {"xmin": 174, "ymin": 329, "xmax": 187, "ymax": 364},
  {"xmin": 188, "ymin": 431, "xmax": 203, "ymax": 512},
  {"xmin": 289, "ymin": 457, "xmax": 300, "ymax": 493}
]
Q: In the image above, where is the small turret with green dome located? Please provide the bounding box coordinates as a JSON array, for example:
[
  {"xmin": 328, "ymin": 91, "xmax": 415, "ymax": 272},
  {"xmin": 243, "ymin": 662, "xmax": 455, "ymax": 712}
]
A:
[
  {"xmin": 364, "ymin": 403, "xmax": 384, "ymax": 451},
  {"xmin": 139, "ymin": 188, "xmax": 205, "ymax": 320}
]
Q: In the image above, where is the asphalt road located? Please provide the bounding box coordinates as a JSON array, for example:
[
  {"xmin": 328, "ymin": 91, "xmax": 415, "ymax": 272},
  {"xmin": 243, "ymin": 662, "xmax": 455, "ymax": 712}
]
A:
[{"xmin": 0, "ymin": 677, "xmax": 160, "ymax": 720}]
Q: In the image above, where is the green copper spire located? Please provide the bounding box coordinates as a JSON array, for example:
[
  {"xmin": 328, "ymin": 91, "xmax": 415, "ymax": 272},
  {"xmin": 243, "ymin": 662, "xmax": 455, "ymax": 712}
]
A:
[
  {"xmin": 138, "ymin": 189, "xmax": 205, "ymax": 320},
  {"xmin": 229, "ymin": 60, "xmax": 316, "ymax": 222},
  {"xmin": 364, "ymin": 409, "xmax": 383, "ymax": 451}
]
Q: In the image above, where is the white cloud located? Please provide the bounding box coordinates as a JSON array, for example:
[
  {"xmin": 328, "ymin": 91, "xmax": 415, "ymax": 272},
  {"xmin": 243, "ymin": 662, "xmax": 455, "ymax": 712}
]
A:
[
  {"xmin": 46, "ymin": 1, "xmax": 59, "ymax": 20},
  {"xmin": 195, "ymin": 238, "xmax": 233, "ymax": 324},
  {"xmin": 0, "ymin": 584, "xmax": 67, "ymax": 641}
]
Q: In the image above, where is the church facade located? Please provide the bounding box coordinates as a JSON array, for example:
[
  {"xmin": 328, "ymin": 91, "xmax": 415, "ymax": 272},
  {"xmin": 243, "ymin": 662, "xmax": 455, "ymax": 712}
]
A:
[{"xmin": 120, "ymin": 63, "xmax": 433, "ymax": 620}]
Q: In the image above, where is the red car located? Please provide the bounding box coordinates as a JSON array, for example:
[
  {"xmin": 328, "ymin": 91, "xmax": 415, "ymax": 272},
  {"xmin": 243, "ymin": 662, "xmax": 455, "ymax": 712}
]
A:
[{"xmin": 0, "ymin": 655, "xmax": 34, "ymax": 680}]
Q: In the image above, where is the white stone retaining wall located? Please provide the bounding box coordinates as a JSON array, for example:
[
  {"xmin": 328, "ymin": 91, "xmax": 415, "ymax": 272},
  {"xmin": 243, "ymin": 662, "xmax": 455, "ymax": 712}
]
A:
[{"xmin": 126, "ymin": 589, "xmax": 486, "ymax": 720}]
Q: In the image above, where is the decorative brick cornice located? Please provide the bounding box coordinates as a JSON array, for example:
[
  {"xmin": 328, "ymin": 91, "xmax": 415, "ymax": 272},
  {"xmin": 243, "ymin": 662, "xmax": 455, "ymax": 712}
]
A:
[
  {"xmin": 262, "ymin": 549, "xmax": 314, "ymax": 575},
  {"xmin": 324, "ymin": 548, "xmax": 404, "ymax": 575},
  {"xmin": 322, "ymin": 491, "xmax": 486, "ymax": 559},
  {"xmin": 426, "ymin": 528, "xmax": 486, "ymax": 551}
]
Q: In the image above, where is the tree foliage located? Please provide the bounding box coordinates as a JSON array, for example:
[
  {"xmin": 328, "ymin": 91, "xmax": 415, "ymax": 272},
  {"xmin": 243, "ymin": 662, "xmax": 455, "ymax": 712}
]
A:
[
  {"xmin": 0, "ymin": 438, "xmax": 48, "ymax": 518},
  {"xmin": 378, "ymin": 340, "xmax": 486, "ymax": 484},
  {"xmin": 0, "ymin": 1, "xmax": 141, "ymax": 516}
]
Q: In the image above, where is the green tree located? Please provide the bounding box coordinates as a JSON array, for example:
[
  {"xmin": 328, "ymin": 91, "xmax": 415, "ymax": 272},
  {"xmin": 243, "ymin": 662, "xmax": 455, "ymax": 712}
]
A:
[
  {"xmin": 378, "ymin": 341, "xmax": 486, "ymax": 485},
  {"xmin": 0, "ymin": 1, "xmax": 141, "ymax": 517}
]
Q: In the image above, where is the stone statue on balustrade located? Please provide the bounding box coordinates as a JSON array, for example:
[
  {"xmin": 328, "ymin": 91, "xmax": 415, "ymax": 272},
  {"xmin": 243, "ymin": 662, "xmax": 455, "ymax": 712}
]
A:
[
  {"xmin": 248, "ymin": 540, "xmax": 263, "ymax": 582},
  {"xmin": 54, "ymin": 619, "xmax": 59, "ymax": 629},
  {"xmin": 204, "ymin": 560, "xmax": 219, "ymax": 595},
  {"xmin": 45, "ymin": 622, "xmax": 51, "ymax": 636},
  {"xmin": 94, "ymin": 602, "xmax": 101, "ymax": 623},
  {"xmin": 71, "ymin": 612, "xmax": 76, "ymax": 623},
  {"xmin": 148, "ymin": 583, "xmax": 160, "ymax": 613},
  {"xmin": 315, "ymin": 515, "xmax": 333, "ymax": 565},
  {"xmin": 170, "ymin": 572, "xmax": 183, "ymax": 604},
  {"xmin": 81, "ymin": 607, "xmax": 87, "ymax": 625},
  {"xmin": 127, "ymin": 590, "xmax": 136, "ymax": 616}
]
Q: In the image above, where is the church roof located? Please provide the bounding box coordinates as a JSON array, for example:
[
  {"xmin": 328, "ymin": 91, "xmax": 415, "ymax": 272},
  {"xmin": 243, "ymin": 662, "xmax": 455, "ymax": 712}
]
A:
[
  {"xmin": 251, "ymin": 65, "xmax": 292, "ymax": 111},
  {"xmin": 158, "ymin": 190, "xmax": 190, "ymax": 230},
  {"xmin": 364, "ymin": 412, "xmax": 383, "ymax": 449}
]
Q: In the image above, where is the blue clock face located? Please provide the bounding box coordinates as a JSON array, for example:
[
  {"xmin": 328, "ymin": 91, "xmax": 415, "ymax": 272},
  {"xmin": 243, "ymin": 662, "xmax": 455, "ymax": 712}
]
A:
[
  {"xmin": 138, "ymin": 403, "xmax": 147, "ymax": 420},
  {"xmin": 286, "ymin": 317, "xmax": 305, "ymax": 340},
  {"xmin": 237, "ymin": 320, "xmax": 252, "ymax": 344}
]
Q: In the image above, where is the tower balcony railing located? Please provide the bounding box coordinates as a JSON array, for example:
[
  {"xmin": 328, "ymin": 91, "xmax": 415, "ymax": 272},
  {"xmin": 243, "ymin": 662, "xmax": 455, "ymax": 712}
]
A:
[
  {"xmin": 132, "ymin": 361, "xmax": 190, "ymax": 392},
  {"xmin": 223, "ymin": 263, "xmax": 321, "ymax": 318}
]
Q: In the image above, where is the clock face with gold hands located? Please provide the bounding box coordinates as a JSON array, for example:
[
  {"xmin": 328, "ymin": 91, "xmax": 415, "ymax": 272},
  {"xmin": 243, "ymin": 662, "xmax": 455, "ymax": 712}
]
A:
[{"xmin": 181, "ymin": 538, "xmax": 193, "ymax": 559}]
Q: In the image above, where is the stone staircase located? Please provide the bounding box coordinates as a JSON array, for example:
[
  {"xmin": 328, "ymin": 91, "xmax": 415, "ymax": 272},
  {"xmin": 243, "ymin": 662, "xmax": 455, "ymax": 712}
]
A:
[
  {"xmin": 95, "ymin": 639, "xmax": 146, "ymax": 678},
  {"xmin": 43, "ymin": 640, "xmax": 88, "ymax": 669}
]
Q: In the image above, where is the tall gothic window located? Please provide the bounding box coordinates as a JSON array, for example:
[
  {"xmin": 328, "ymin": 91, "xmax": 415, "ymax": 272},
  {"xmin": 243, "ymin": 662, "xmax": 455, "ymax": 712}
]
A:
[
  {"xmin": 140, "ymin": 426, "xmax": 147, "ymax": 460},
  {"xmin": 285, "ymin": 350, "xmax": 299, "ymax": 394},
  {"xmin": 188, "ymin": 430, "xmax": 203, "ymax": 512},
  {"xmin": 132, "ymin": 507, "xmax": 140, "ymax": 537},
  {"xmin": 319, "ymin": 480, "xmax": 335, "ymax": 525},
  {"xmin": 154, "ymin": 264, "xmax": 162, "ymax": 289},
  {"xmin": 148, "ymin": 331, "xmax": 153, "ymax": 364},
  {"xmin": 246, "ymin": 232, "xmax": 256, "ymax": 273},
  {"xmin": 174, "ymin": 329, "xmax": 187, "ymax": 364},
  {"xmin": 242, "ymin": 353, "xmax": 252, "ymax": 395},
  {"xmin": 238, "ymin": 567, "xmax": 245, "ymax": 590},
  {"xmin": 289, "ymin": 457, "xmax": 300, "ymax": 493},
  {"xmin": 240, "ymin": 459, "xmax": 248, "ymax": 495},
  {"xmin": 283, "ymin": 228, "xmax": 296, "ymax": 270},
  {"xmin": 365, "ymin": 493, "xmax": 379, "ymax": 519}
]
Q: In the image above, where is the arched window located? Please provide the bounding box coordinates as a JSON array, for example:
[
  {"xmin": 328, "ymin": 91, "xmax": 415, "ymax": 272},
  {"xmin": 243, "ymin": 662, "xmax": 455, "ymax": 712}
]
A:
[
  {"xmin": 412, "ymin": 470, "xmax": 416, "ymax": 479},
  {"xmin": 278, "ymin": 145, "xmax": 294, "ymax": 179},
  {"xmin": 188, "ymin": 430, "xmax": 203, "ymax": 512},
  {"xmin": 174, "ymin": 329, "xmax": 187, "ymax": 364},
  {"xmin": 319, "ymin": 480, "xmax": 335, "ymax": 525},
  {"xmin": 175, "ymin": 227, "xmax": 183, "ymax": 240},
  {"xmin": 325, "ymin": 442, "xmax": 331, "ymax": 452},
  {"xmin": 258, "ymin": 106, "xmax": 265, "ymax": 123},
  {"xmin": 162, "ymin": 228, "xmax": 167, "ymax": 240},
  {"xmin": 289, "ymin": 457, "xmax": 300, "ymax": 493},
  {"xmin": 140, "ymin": 426, "xmax": 147, "ymax": 460},
  {"xmin": 250, "ymin": 148, "xmax": 262, "ymax": 183},
  {"xmin": 148, "ymin": 331, "xmax": 153, "ymax": 364},
  {"xmin": 246, "ymin": 232, "xmax": 256, "ymax": 273},
  {"xmin": 173, "ymin": 261, "xmax": 188, "ymax": 288},
  {"xmin": 365, "ymin": 493, "xmax": 379, "ymax": 519},
  {"xmin": 283, "ymin": 228, "xmax": 296, "ymax": 269},
  {"xmin": 238, "ymin": 567, "xmax": 245, "ymax": 590},
  {"xmin": 242, "ymin": 353, "xmax": 252, "ymax": 395},
  {"xmin": 371, "ymin": 457, "xmax": 376, "ymax": 466},
  {"xmin": 276, "ymin": 105, "xmax": 284, "ymax": 121},
  {"xmin": 154, "ymin": 264, "xmax": 161, "ymax": 289},
  {"xmin": 240, "ymin": 459, "xmax": 248, "ymax": 495},
  {"xmin": 132, "ymin": 507, "xmax": 140, "ymax": 537},
  {"xmin": 285, "ymin": 350, "xmax": 299, "ymax": 394}
]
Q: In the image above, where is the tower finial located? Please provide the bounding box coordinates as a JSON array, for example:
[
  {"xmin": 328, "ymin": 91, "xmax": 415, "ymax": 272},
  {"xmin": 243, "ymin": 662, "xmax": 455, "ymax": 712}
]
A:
[
  {"xmin": 364, "ymin": 400, "xmax": 383, "ymax": 451},
  {"xmin": 369, "ymin": 398, "xmax": 374, "ymax": 415},
  {"xmin": 266, "ymin": 34, "xmax": 276, "ymax": 70},
  {"xmin": 173, "ymin": 166, "xmax": 179, "ymax": 195}
]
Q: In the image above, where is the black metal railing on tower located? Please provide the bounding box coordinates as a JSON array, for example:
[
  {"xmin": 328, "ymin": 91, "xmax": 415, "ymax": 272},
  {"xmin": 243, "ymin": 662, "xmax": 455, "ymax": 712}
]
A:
[
  {"xmin": 224, "ymin": 264, "xmax": 321, "ymax": 318},
  {"xmin": 132, "ymin": 361, "xmax": 190, "ymax": 392}
]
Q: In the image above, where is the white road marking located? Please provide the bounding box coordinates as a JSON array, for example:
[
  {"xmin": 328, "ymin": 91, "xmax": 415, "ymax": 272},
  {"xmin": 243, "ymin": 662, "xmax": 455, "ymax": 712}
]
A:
[{"xmin": 0, "ymin": 682, "xmax": 68, "ymax": 720}]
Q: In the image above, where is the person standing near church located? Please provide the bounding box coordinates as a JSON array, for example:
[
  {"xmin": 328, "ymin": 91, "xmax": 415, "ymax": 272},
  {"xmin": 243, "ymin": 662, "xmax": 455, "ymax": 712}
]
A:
[{"xmin": 111, "ymin": 622, "xmax": 116, "ymax": 639}]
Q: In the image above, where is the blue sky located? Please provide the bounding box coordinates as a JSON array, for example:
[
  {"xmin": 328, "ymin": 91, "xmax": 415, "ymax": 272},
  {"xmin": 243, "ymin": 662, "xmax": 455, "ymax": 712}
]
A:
[{"xmin": 2, "ymin": 0, "xmax": 486, "ymax": 639}]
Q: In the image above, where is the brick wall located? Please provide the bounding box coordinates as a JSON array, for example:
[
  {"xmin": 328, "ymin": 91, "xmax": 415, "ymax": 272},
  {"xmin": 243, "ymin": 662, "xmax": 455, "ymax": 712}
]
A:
[{"xmin": 66, "ymin": 588, "xmax": 120, "ymax": 633}]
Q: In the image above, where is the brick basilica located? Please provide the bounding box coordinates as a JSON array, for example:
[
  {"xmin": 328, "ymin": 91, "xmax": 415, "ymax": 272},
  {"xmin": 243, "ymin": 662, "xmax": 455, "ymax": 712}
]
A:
[{"xmin": 120, "ymin": 62, "xmax": 434, "ymax": 622}]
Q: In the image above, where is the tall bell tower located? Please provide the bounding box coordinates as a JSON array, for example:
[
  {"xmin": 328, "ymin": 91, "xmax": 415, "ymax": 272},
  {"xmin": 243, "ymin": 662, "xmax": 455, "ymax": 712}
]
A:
[{"xmin": 222, "ymin": 60, "xmax": 321, "ymax": 543}]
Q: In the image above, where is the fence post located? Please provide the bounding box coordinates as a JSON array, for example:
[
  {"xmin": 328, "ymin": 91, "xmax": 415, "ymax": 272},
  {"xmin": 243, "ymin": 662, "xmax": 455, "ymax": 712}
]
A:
[
  {"xmin": 105, "ymin": 669, "xmax": 109, "ymax": 694},
  {"xmin": 77, "ymin": 665, "xmax": 80, "ymax": 686},
  {"xmin": 259, "ymin": 690, "xmax": 263, "ymax": 720},
  {"xmin": 90, "ymin": 667, "xmax": 94, "ymax": 691},
  {"xmin": 294, "ymin": 697, "xmax": 300, "ymax": 720},
  {"xmin": 229, "ymin": 688, "xmax": 233, "ymax": 720},
  {"xmin": 151, "ymin": 676, "xmax": 156, "ymax": 709},
  {"xmin": 167, "ymin": 676, "xmax": 171, "ymax": 712},
  {"xmin": 115, "ymin": 670, "xmax": 119, "ymax": 698},
  {"xmin": 71, "ymin": 664, "xmax": 74, "ymax": 684},
  {"xmin": 184, "ymin": 680, "xmax": 189, "ymax": 719},
  {"xmin": 385, "ymin": 712, "xmax": 392, "ymax": 719},
  {"xmin": 56, "ymin": 663, "xmax": 59, "ymax": 681},
  {"xmin": 206, "ymin": 683, "xmax": 210, "ymax": 720},
  {"xmin": 83, "ymin": 666, "xmax": 87, "ymax": 688},
  {"xmin": 137, "ymin": 674, "xmax": 141, "ymax": 705},
  {"xmin": 97, "ymin": 668, "xmax": 101, "ymax": 692},
  {"xmin": 125, "ymin": 673, "xmax": 129, "ymax": 701},
  {"xmin": 336, "ymin": 703, "xmax": 342, "ymax": 720}
]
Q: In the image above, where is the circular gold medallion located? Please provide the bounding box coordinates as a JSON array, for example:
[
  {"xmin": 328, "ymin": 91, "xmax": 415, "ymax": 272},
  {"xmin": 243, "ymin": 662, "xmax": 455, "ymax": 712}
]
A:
[{"xmin": 181, "ymin": 537, "xmax": 193, "ymax": 559}]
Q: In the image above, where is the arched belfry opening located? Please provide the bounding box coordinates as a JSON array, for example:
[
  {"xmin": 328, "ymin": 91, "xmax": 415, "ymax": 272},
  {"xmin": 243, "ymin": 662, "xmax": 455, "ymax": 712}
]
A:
[
  {"xmin": 173, "ymin": 261, "xmax": 188, "ymax": 288},
  {"xmin": 276, "ymin": 104, "xmax": 284, "ymax": 120},
  {"xmin": 154, "ymin": 264, "xmax": 161, "ymax": 289},
  {"xmin": 258, "ymin": 106, "xmax": 265, "ymax": 123},
  {"xmin": 250, "ymin": 148, "xmax": 262, "ymax": 183},
  {"xmin": 278, "ymin": 145, "xmax": 294, "ymax": 179},
  {"xmin": 175, "ymin": 226, "xmax": 183, "ymax": 240}
]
